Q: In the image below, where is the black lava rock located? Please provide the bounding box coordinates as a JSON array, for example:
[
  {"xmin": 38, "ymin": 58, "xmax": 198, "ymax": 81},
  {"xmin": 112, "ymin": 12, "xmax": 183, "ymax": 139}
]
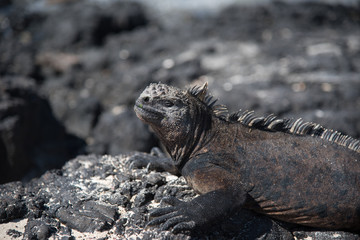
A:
[
  {"xmin": 88, "ymin": 107, "xmax": 158, "ymax": 155},
  {"xmin": 0, "ymin": 181, "xmax": 26, "ymax": 223},
  {"xmin": 0, "ymin": 153, "xmax": 358, "ymax": 239},
  {"xmin": 0, "ymin": 77, "xmax": 85, "ymax": 183},
  {"xmin": 0, "ymin": 1, "xmax": 360, "ymax": 239}
]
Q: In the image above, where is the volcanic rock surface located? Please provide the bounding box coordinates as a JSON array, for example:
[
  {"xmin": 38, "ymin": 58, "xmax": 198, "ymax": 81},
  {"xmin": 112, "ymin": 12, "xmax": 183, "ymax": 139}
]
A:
[{"xmin": 0, "ymin": 0, "xmax": 360, "ymax": 239}]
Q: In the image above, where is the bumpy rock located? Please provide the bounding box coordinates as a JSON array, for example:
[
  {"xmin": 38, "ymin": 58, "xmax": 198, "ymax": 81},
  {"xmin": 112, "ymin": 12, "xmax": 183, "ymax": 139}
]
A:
[
  {"xmin": 4, "ymin": 0, "xmax": 359, "ymax": 159},
  {"xmin": 0, "ymin": 1, "xmax": 360, "ymax": 238},
  {"xmin": 0, "ymin": 181, "xmax": 26, "ymax": 223},
  {"xmin": 0, "ymin": 78, "xmax": 85, "ymax": 183},
  {"xmin": 0, "ymin": 153, "xmax": 359, "ymax": 239},
  {"xmin": 88, "ymin": 106, "xmax": 158, "ymax": 155},
  {"xmin": 0, "ymin": 0, "xmax": 148, "ymax": 75}
]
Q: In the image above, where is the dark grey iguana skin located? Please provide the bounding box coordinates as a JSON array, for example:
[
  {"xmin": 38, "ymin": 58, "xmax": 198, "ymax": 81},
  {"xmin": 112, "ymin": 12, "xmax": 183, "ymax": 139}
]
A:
[{"xmin": 133, "ymin": 82, "xmax": 360, "ymax": 233}]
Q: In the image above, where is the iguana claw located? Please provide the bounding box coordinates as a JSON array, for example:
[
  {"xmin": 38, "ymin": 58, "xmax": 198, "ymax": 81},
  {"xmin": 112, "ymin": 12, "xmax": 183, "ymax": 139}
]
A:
[
  {"xmin": 148, "ymin": 196, "xmax": 197, "ymax": 232},
  {"xmin": 126, "ymin": 148, "xmax": 179, "ymax": 175}
]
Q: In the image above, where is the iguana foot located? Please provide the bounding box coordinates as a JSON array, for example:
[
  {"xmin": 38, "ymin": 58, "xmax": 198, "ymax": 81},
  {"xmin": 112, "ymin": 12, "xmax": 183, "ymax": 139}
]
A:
[
  {"xmin": 126, "ymin": 152, "xmax": 157, "ymax": 170},
  {"xmin": 147, "ymin": 189, "xmax": 246, "ymax": 233},
  {"xmin": 147, "ymin": 196, "xmax": 197, "ymax": 233},
  {"xmin": 127, "ymin": 147, "xmax": 179, "ymax": 175}
]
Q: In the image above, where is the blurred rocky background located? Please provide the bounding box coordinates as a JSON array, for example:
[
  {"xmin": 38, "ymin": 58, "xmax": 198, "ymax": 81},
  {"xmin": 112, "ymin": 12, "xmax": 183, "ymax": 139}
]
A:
[{"xmin": 0, "ymin": 0, "xmax": 360, "ymax": 238}]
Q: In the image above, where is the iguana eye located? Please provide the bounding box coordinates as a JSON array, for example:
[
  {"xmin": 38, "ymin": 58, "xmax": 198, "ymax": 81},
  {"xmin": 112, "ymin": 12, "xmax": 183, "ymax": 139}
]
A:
[{"xmin": 164, "ymin": 100, "xmax": 174, "ymax": 107}]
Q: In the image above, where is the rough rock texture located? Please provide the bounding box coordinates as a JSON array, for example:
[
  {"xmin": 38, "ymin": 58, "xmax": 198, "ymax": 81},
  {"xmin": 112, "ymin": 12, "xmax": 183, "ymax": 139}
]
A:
[
  {"xmin": 1, "ymin": 154, "xmax": 359, "ymax": 239},
  {"xmin": 204, "ymin": 3, "xmax": 360, "ymax": 137},
  {"xmin": 0, "ymin": 0, "xmax": 360, "ymax": 239},
  {"xmin": 0, "ymin": 0, "xmax": 156, "ymax": 155},
  {"xmin": 88, "ymin": 107, "xmax": 159, "ymax": 155},
  {"xmin": 0, "ymin": 77, "xmax": 85, "ymax": 183},
  {"xmin": 2, "ymin": 0, "xmax": 359, "ymax": 158}
]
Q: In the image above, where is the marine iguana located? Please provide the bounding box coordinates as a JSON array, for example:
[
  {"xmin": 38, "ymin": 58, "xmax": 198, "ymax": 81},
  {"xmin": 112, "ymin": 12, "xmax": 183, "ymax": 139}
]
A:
[{"xmin": 133, "ymin": 82, "xmax": 360, "ymax": 233}]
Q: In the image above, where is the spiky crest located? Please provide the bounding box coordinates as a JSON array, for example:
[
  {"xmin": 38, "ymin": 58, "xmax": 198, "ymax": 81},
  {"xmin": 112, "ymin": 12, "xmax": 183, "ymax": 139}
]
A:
[
  {"xmin": 187, "ymin": 82, "xmax": 360, "ymax": 153},
  {"xmin": 229, "ymin": 110, "xmax": 360, "ymax": 153},
  {"xmin": 187, "ymin": 83, "xmax": 228, "ymax": 118}
]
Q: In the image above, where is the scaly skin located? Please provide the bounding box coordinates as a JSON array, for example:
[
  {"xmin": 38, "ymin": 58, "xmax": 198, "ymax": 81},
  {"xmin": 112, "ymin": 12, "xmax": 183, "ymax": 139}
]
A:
[{"xmin": 133, "ymin": 82, "xmax": 360, "ymax": 233}]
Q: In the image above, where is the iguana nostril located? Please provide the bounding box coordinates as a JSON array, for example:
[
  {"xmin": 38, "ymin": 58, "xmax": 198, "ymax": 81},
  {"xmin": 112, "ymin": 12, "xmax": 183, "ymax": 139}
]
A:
[{"xmin": 143, "ymin": 96, "xmax": 150, "ymax": 102}]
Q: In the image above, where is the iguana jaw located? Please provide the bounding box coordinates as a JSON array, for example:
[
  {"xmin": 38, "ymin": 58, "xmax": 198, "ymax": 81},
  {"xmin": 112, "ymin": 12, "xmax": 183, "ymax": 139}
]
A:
[{"xmin": 134, "ymin": 100, "xmax": 165, "ymax": 123}]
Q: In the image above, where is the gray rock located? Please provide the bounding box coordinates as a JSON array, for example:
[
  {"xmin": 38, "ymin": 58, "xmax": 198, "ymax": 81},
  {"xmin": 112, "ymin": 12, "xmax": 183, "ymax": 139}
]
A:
[
  {"xmin": 88, "ymin": 106, "xmax": 157, "ymax": 155},
  {"xmin": 0, "ymin": 77, "xmax": 85, "ymax": 183},
  {"xmin": 0, "ymin": 181, "xmax": 26, "ymax": 223},
  {"xmin": 0, "ymin": 1, "xmax": 360, "ymax": 238},
  {"xmin": 1, "ymin": 153, "xmax": 358, "ymax": 239}
]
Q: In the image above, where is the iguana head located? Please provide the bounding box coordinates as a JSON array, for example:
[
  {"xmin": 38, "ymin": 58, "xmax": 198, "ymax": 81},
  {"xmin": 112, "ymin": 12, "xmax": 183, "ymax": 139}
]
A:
[
  {"xmin": 134, "ymin": 82, "xmax": 213, "ymax": 166},
  {"xmin": 135, "ymin": 83, "xmax": 187, "ymax": 124},
  {"xmin": 134, "ymin": 83, "xmax": 196, "ymax": 143}
]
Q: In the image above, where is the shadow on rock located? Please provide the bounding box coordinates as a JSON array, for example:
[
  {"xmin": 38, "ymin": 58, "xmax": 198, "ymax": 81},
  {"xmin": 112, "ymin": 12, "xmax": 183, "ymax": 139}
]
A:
[{"xmin": 0, "ymin": 77, "xmax": 85, "ymax": 183}]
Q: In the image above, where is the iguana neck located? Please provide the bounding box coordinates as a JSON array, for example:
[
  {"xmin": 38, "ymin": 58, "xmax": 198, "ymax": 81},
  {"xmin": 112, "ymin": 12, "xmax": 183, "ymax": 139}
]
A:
[{"xmin": 165, "ymin": 106, "xmax": 213, "ymax": 171}]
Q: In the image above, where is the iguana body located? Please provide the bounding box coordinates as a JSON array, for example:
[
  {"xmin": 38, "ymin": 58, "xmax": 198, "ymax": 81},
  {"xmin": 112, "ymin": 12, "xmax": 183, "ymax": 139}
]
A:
[{"xmin": 133, "ymin": 82, "xmax": 360, "ymax": 233}]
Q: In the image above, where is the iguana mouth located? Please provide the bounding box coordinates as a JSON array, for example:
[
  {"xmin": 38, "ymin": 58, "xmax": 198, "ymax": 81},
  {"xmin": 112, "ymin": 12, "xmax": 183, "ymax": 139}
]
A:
[{"xmin": 134, "ymin": 100, "xmax": 163, "ymax": 121}]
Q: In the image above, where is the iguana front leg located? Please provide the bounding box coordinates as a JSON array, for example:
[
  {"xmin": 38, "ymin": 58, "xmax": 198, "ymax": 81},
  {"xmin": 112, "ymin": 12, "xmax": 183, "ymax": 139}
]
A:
[
  {"xmin": 127, "ymin": 147, "xmax": 179, "ymax": 175},
  {"xmin": 148, "ymin": 188, "xmax": 246, "ymax": 233},
  {"xmin": 147, "ymin": 157, "xmax": 247, "ymax": 233}
]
